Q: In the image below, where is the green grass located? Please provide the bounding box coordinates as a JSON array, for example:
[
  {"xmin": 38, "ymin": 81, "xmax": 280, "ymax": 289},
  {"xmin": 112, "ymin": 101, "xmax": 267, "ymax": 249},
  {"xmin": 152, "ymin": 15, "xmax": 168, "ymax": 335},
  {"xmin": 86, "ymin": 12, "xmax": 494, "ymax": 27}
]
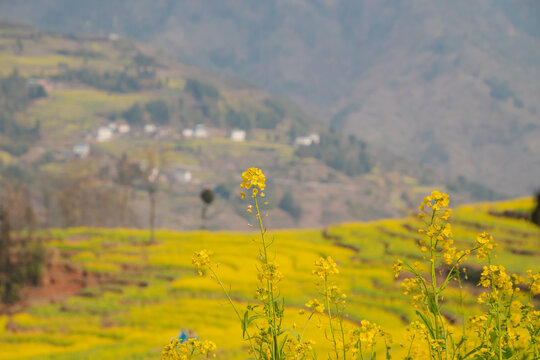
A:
[
  {"xmin": 25, "ymin": 89, "xmax": 144, "ymax": 140},
  {"xmin": 0, "ymin": 198, "xmax": 538, "ymax": 359}
]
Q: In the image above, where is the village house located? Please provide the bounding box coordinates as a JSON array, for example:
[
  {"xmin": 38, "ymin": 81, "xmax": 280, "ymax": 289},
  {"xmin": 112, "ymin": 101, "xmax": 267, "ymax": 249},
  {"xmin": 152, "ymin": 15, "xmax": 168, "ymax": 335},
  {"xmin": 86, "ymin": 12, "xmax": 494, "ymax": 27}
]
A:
[
  {"xmin": 295, "ymin": 133, "xmax": 320, "ymax": 146},
  {"xmin": 308, "ymin": 133, "xmax": 320, "ymax": 144},
  {"xmin": 182, "ymin": 128, "xmax": 194, "ymax": 138},
  {"xmin": 107, "ymin": 122, "xmax": 118, "ymax": 132},
  {"xmin": 295, "ymin": 136, "xmax": 313, "ymax": 146},
  {"xmin": 230, "ymin": 129, "xmax": 246, "ymax": 142},
  {"xmin": 27, "ymin": 77, "xmax": 54, "ymax": 92},
  {"xmin": 118, "ymin": 123, "xmax": 130, "ymax": 134},
  {"xmin": 96, "ymin": 126, "xmax": 113, "ymax": 142},
  {"xmin": 194, "ymin": 124, "xmax": 208, "ymax": 139},
  {"xmin": 144, "ymin": 123, "xmax": 157, "ymax": 135},
  {"xmin": 72, "ymin": 142, "xmax": 90, "ymax": 158},
  {"xmin": 172, "ymin": 169, "xmax": 192, "ymax": 183},
  {"xmin": 108, "ymin": 33, "xmax": 120, "ymax": 41}
]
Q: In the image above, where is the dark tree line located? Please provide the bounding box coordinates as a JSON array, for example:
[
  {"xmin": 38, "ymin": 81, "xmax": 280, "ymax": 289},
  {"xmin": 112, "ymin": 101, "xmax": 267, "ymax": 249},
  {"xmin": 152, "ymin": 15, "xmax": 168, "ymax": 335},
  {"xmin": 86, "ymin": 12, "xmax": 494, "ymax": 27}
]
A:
[
  {"xmin": 0, "ymin": 71, "xmax": 44, "ymax": 156},
  {"xmin": 295, "ymin": 133, "xmax": 371, "ymax": 177}
]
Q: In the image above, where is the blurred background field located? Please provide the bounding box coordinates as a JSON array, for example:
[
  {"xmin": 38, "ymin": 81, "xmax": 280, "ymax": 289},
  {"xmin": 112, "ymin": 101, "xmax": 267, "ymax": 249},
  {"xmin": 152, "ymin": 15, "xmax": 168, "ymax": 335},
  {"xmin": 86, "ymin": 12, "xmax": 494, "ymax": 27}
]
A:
[{"xmin": 0, "ymin": 197, "xmax": 537, "ymax": 359}]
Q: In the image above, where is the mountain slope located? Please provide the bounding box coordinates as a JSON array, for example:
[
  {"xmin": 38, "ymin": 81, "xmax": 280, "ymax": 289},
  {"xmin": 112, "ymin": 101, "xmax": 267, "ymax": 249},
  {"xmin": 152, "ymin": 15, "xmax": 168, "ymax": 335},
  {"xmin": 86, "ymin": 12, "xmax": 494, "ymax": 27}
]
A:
[
  {"xmin": 1, "ymin": 0, "xmax": 538, "ymax": 195},
  {"xmin": 0, "ymin": 21, "xmax": 504, "ymax": 230}
]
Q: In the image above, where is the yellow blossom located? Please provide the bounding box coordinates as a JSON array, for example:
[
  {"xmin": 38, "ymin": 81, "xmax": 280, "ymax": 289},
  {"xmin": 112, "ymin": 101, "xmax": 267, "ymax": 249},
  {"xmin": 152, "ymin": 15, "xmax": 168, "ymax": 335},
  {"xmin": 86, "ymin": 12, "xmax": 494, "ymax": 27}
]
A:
[
  {"xmin": 305, "ymin": 298, "xmax": 325, "ymax": 313},
  {"xmin": 192, "ymin": 249, "xmax": 213, "ymax": 276},
  {"xmin": 475, "ymin": 232, "xmax": 496, "ymax": 259},
  {"xmin": 257, "ymin": 262, "xmax": 284, "ymax": 283},
  {"xmin": 313, "ymin": 256, "xmax": 339, "ymax": 279},
  {"xmin": 393, "ymin": 259, "xmax": 403, "ymax": 278},
  {"xmin": 240, "ymin": 167, "xmax": 266, "ymax": 198}
]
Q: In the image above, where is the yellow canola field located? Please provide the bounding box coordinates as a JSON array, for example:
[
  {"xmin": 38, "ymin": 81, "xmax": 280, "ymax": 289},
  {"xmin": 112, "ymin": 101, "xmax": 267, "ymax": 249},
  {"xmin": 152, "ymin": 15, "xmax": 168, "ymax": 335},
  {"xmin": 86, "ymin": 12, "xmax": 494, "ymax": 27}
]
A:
[{"xmin": 0, "ymin": 198, "xmax": 538, "ymax": 359}]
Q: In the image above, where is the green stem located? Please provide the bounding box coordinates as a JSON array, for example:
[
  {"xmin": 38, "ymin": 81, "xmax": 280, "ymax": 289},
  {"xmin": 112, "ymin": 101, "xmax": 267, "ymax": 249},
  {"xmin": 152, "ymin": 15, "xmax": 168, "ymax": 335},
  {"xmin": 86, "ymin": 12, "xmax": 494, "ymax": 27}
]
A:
[
  {"xmin": 324, "ymin": 275, "xmax": 340, "ymax": 360},
  {"xmin": 254, "ymin": 196, "xmax": 279, "ymax": 360},
  {"xmin": 457, "ymin": 271, "xmax": 466, "ymax": 356},
  {"xmin": 429, "ymin": 210, "xmax": 440, "ymax": 343},
  {"xmin": 335, "ymin": 304, "xmax": 347, "ymax": 360},
  {"xmin": 406, "ymin": 333, "xmax": 416, "ymax": 359},
  {"xmin": 209, "ymin": 266, "xmax": 259, "ymax": 359}
]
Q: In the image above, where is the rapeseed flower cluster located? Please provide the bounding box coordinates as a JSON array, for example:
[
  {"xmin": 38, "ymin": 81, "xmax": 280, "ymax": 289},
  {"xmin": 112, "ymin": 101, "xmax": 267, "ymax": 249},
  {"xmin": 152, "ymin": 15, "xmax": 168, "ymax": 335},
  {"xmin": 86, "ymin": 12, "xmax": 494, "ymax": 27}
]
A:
[
  {"xmin": 395, "ymin": 190, "xmax": 540, "ymax": 360},
  {"xmin": 349, "ymin": 320, "xmax": 388, "ymax": 357},
  {"xmin": 312, "ymin": 256, "xmax": 339, "ymax": 280},
  {"xmin": 282, "ymin": 338, "xmax": 315, "ymax": 358},
  {"xmin": 404, "ymin": 321, "xmax": 430, "ymax": 359},
  {"xmin": 240, "ymin": 167, "xmax": 266, "ymax": 199},
  {"xmin": 192, "ymin": 250, "xmax": 213, "ymax": 276},
  {"xmin": 527, "ymin": 270, "xmax": 540, "ymax": 295},
  {"xmin": 475, "ymin": 231, "xmax": 497, "ymax": 259},
  {"xmin": 161, "ymin": 338, "xmax": 217, "ymax": 360},
  {"xmin": 257, "ymin": 262, "xmax": 283, "ymax": 283},
  {"xmin": 305, "ymin": 298, "xmax": 325, "ymax": 314},
  {"xmin": 418, "ymin": 190, "xmax": 449, "ymax": 211}
]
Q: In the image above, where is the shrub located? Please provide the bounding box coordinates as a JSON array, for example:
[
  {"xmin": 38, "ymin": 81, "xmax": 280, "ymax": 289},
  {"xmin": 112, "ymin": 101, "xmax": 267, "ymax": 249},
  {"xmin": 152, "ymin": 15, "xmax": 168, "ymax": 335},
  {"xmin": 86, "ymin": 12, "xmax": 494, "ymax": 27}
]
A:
[
  {"xmin": 185, "ymin": 79, "xmax": 220, "ymax": 101},
  {"xmin": 122, "ymin": 103, "xmax": 145, "ymax": 126},
  {"xmin": 145, "ymin": 100, "xmax": 170, "ymax": 125}
]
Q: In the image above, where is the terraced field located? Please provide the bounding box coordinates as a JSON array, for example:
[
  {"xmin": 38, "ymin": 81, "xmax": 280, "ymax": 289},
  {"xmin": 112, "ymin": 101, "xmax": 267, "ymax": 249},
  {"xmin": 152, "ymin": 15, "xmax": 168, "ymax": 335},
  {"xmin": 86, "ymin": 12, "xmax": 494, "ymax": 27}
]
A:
[{"xmin": 0, "ymin": 197, "xmax": 538, "ymax": 359}]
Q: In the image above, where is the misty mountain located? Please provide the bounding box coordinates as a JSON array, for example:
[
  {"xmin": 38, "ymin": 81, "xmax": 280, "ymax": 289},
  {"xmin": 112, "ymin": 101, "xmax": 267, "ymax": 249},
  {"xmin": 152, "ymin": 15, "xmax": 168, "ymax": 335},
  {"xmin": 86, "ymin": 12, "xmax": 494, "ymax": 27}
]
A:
[{"xmin": 1, "ymin": 0, "xmax": 539, "ymax": 195}]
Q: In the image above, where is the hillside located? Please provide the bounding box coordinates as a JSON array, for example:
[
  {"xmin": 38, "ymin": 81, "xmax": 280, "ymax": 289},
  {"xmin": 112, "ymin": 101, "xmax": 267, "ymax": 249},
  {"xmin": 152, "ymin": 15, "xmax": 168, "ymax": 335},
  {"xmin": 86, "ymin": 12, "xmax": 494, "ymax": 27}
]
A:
[
  {"xmin": 1, "ymin": 1, "xmax": 538, "ymax": 195},
  {"xmin": 0, "ymin": 22, "xmax": 500, "ymax": 230},
  {"xmin": 0, "ymin": 197, "xmax": 538, "ymax": 359}
]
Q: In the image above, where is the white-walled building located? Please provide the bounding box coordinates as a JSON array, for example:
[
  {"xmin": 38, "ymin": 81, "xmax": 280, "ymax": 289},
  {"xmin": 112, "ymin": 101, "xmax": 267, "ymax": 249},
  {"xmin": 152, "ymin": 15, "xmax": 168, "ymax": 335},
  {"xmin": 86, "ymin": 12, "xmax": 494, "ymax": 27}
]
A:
[
  {"xmin": 96, "ymin": 127, "xmax": 113, "ymax": 142},
  {"xmin": 144, "ymin": 123, "xmax": 157, "ymax": 134},
  {"xmin": 230, "ymin": 129, "xmax": 246, "ymax": 142},
  {"xmin": 308, "ymin": 133, "xmax": 320, "ymax": 144},
  {"xmin": 118, "ymin": 124, "xmax": 131, "ymax": 134},
  {"xmin": 182, "ymin": 128, "xmax": 194, "ymax": 138},
  {"xmin": 295, "ymin": 136, "xmax": 313, "ymax": 146},
  {"xmin": 194, "ymin": 124, "xmax": 208, "ymax": 139},
  {"xmin": 73, "ymin": 143, "xmax": 90, "ymax": 158},
  {"xmin": 295, "ymin": 133, "xmax": 320, "ymax": 146},
  {"xmin": 173, "ymin": 169, "xmax": 192, "ymax": 183},
  {"xmin": 107, "ymin": 122, "xmax": 118, "ymax": 131}
]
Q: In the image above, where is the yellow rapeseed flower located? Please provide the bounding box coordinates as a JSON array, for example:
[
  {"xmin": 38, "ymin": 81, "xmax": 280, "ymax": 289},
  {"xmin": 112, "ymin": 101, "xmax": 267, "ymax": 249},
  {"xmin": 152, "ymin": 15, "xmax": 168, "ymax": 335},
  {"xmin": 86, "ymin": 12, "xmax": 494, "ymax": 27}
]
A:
[
  {"xmin": 313, "ymin": 256, "xmax": 339, "ymax": 279},
  {"xmin": 240, "ymin": 167, "xmax": 266, "ymax": 199},
  {"xmin": 419, "ymin": 190, "xmax": 450, "ymax": 212},
  {"xmin": 305, "ymin": 298, "xmax": 325, "ymax": 313},
  {"xmin": 393, "ymin": 259, "xmax": 403, "ymax": 278},
  {"xmin": 475, "ymin": 232, "xmax": 496, "ymax": 259},
  {"xmin": 192, "ymin": 249, "xmax": 213, "ymax": 276}
]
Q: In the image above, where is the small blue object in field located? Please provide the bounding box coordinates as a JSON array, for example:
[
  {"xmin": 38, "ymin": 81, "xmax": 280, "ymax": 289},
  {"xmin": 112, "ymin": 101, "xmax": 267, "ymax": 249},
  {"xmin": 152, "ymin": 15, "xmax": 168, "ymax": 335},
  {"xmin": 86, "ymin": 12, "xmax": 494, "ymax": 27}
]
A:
[{"xmin": 177, "ymin": 328, "xmax": 199, "ymax": 343}]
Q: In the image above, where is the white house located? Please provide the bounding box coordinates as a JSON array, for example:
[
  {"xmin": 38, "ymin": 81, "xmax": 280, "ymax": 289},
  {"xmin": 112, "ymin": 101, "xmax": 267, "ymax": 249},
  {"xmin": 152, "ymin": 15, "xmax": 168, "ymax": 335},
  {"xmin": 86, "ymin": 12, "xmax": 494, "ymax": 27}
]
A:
[
  {"xmin": 308, "ymin": 133, "xmax": 320, "ymax": 144},
  {"xmin": 144, "ymin": 123, "xmax": 157, "ymax": 134},
  {"xmin": 295, "ymin": 136, "xmax": 313, "ymax": 146},
  {"xmin": 108, "ymin": 33, "xmax": 120, "ymax": 41},
  {"xmin": 96, "ymin": 127, "xmax": 113, "ymax": 142},
  {"xmin": 173, "ymin": 169, "xmax": 192, "ymax": 183},
  {"xmin": 182, "ymin": 128, "xmax": 194, "ymax": 138},
  {"xmin": 73, "ymin": 143, "xmax": 90, "ymax": 158},
  {"xmin": 118, "ymin": 124, "xmax": 130, "ymax": 134},
  {"xmin": 230, "ymin": 129, "xmax": 246, "ymax": 142},
  {"xmin": 295, "ymin": 133, "xmax": 320, "ymax": 146},
  {"xmin": 194, "ymin": 124, "xmax": 208, "ymax": 139}
]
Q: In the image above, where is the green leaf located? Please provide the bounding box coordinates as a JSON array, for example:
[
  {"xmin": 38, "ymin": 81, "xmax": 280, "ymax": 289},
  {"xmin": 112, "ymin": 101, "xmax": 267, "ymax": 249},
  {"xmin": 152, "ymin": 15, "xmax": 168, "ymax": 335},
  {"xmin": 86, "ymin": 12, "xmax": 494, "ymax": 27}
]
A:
[{"xmin": 416, "ymin": 310, "xmax": 435, "ymax": 339}]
